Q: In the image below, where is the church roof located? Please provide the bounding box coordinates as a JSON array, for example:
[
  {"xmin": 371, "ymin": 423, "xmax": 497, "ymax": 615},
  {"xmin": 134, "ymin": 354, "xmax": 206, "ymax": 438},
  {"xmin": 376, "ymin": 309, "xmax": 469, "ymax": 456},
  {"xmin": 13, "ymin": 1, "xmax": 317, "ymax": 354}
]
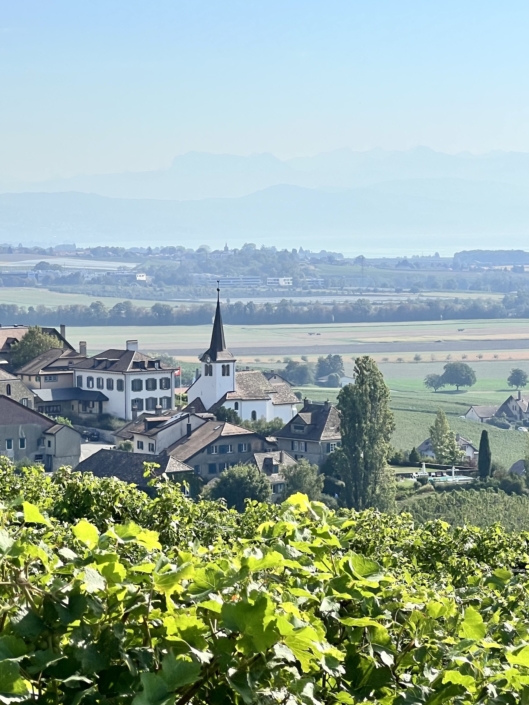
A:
[{"xmin": 199, "ymin": 291, "xmax": 234, "ymax": 363}]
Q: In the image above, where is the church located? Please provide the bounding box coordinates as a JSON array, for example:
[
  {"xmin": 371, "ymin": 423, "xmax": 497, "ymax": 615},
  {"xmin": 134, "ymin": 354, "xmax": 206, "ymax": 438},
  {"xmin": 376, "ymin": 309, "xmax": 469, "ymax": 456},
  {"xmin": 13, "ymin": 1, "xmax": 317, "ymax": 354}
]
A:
[{"xmin": 186, "ymin": 293, "xmax": 299, "ymax": 423}]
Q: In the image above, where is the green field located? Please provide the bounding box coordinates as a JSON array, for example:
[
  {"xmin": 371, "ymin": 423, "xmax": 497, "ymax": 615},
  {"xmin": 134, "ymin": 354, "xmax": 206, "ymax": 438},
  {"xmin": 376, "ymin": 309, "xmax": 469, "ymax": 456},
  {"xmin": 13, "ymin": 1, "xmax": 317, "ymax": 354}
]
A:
[{"xmin": 0, "ymin": 287, "xmax": 165, "ymax": 309}]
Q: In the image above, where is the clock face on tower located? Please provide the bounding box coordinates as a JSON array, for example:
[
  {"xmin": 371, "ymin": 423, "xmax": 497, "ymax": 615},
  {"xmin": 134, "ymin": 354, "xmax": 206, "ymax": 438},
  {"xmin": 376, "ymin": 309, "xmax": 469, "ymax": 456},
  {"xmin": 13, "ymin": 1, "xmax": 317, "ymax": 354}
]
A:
[{"xmin": 204, "ymin": 355, "xmax": 211, "ymax": 363}]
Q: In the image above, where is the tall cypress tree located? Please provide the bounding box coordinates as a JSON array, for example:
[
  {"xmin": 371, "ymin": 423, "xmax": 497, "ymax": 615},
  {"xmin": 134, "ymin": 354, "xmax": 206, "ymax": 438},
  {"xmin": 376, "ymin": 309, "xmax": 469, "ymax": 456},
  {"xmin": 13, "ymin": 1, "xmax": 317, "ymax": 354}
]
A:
[
  {"xmin": 337, "ymin": 356, "xmax": 395, "ymax": 511},
  {"xmin": 478, "ymin": 429, "xmax": 492, "ymax": 480}
]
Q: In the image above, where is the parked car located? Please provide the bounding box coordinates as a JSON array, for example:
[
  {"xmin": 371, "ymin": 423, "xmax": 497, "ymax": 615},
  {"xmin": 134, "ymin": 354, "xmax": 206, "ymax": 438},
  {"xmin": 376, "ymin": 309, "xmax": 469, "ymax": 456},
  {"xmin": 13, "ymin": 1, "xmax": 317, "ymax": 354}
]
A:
[{"xmin": 82, "ymin": 430, "xmax": 100, "ymax": 442}]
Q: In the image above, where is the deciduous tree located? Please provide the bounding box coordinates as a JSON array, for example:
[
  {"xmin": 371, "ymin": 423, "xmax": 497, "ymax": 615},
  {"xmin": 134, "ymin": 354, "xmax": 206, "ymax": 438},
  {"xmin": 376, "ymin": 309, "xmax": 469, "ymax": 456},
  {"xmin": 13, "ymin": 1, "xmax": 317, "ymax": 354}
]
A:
[
  {"xmin": 11, "ymin": 326, "xmax": 62, "ymax": 369},
  {"xmin": 205, "ymin": 464, "xmax": 271, "ymax": 511},
  {"xmin": 337, "ymin": 356, "xmax": 395, "ymax": 511},
  {"xmin": 281, "ymin": 459, "xmax": 324, "ymax": 501},
  {"xmin": 441, "ymin": 361, "xmax": 476, "ymax": 391},
  {"xmin": 424, "ymin": 373, "xmax": 445, "ymax": 392},
  {"xmin": 429, "ymin": 410, "xmax": 463, "ymax": 464},
  {"xmin": 508, "ymin": 368, "xmax": 528, "ymax": 390}
]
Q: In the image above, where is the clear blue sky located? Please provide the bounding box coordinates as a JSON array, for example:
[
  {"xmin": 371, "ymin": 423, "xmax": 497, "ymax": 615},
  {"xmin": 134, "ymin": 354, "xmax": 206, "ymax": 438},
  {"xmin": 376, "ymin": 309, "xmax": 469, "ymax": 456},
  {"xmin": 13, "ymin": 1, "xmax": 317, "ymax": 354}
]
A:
[{"xmin": 1, "ymin": 0, "xmax": 528, "ymax": 180}]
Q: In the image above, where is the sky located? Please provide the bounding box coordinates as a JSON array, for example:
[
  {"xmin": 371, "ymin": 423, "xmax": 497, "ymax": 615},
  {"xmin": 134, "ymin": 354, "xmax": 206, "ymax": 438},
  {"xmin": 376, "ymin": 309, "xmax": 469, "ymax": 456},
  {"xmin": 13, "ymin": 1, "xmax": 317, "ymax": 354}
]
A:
[{"xmin": 1, "ymin": 0, "xmax": 529, "ymax": 180}]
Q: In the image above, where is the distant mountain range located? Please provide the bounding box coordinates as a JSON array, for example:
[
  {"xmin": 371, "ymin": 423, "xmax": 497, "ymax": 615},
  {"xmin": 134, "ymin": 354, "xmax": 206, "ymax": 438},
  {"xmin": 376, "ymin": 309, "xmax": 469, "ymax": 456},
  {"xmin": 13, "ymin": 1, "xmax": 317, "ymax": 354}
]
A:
[{"xmin": 2, "ymin": 148, "xmax": 529, "ymax": 251}]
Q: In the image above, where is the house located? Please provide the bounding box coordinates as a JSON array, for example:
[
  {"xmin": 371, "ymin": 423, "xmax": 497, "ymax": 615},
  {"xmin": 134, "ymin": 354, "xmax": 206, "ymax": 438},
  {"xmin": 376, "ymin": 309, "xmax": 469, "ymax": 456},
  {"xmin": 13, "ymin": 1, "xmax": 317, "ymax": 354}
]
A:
[
  {"xmin": 16, "ymin": 344, "xmax": 87, "ymax": 390},
  {"xmin": 253, "ymin": 449, "xmax": 297, "ymax": 500},
  {"xmin": 72, "ymin": 341, "xmax": 177, "ymax": 420},
  {"xmin": 496, "ymin": 391, "xmax": 529, "ymax": 423},
  {"xmin": 0, "ymin": 395, "xmax": 81, "ymax": 470},
  {"xmin": 34, "ymin": 388, "xmax": 108, "ymax": 417},
  {"xmin": 186, "ymin": 293, "xmax": 298, "ymax": 422},
  {"xmin": 167, "ymin": 419, "xmax": 273, "ymax": 481},
  {"xmin": 274, "ymin": 399, "xmax": 341, "ymax": 466},
  {"xmin": 0, "ymin": 324, "xmax": 74, "ymax": 369},
  {"xmin": 75, "ymin": 448, "xmax": 194, "ymax": 490},
  {"xmin": 126, "ymin": 410, "xmax": 214, "ymax": 455},
  {"xmin": 417, "ymin": 434, "xmax": 478, "ymax": 462},
  {"xmin": 464, "ymin": 405, "xmax": 500, "ymax": 423},
  {"xmin": 0, "ymin": 369, "xmax": 35, "ymax": 408}
]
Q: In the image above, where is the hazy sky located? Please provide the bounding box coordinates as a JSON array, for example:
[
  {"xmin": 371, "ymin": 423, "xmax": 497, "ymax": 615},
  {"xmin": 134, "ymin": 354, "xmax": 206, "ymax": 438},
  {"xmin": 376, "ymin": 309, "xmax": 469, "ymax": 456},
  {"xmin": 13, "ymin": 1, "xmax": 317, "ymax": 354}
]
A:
[{"xmin": 1, "ymin": 0, "xmax": 529, "ymax": 180}]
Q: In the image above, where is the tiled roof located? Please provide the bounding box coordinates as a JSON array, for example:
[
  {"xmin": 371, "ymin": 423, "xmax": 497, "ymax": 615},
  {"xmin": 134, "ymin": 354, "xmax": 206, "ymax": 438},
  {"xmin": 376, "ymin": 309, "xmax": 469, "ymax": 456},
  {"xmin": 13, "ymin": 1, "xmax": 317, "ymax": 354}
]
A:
[
  {"xmin": 0, "ymin": 395, "xmax": 55, "ymax": 428},
  {"xmin": 0, "ymin": 368, "xmax": 17, "ymax": 381},
  {"xmin": 35, "ymin": 388, "xmax": 108, "ymax": 403},
  {"xmin": 274, "ymin": 401, "xmax": 341, "ymax": 442},
  {"xmin": 16, "ymin": 348, "xmax": 84, "ymax": 375},
  {"xmin": 253, "ymin": 450, "xmax": 296, "ymax": 473},
  {"xmin": 168, "ymin": 420, "xmax": 257, "ymax": 462},
  {"xmin": 0, "ymin": 327, "xmax": 74, "ymax": 353},
  {"xmin": 73, "ymin": 349, "xmax": 172, "ymax": 373},
  {"xmin": 114, "ymin": 410, "xmax": 180, "ymax": 440},
  {"xmin": 467, "ymin": 405, "xmax": 499, "ymax": 419},
  {"xmin": 75, "ymin": 449, "xmax": 192, "ymax": 486}
]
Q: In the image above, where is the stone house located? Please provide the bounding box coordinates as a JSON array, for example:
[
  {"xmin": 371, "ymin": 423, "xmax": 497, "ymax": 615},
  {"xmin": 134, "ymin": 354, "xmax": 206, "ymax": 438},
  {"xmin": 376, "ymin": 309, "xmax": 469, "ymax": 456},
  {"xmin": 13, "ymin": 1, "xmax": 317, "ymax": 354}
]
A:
[
  {"xmin": 0, "ymin": 396, "xmax": 81, "ymax": 470},
  {"xmin": 274, "ymin": 399, "xmax": 341, "ymax": 466},
  {"xmin": 0, "ymin": 370, "xmax": 35, "ymax": 408}
]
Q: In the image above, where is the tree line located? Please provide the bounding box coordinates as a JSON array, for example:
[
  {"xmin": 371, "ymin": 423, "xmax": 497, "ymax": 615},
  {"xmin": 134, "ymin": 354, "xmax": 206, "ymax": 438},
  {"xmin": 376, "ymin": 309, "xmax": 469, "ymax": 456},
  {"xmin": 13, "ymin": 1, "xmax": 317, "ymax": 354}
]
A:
[{"xmin": 0, "ymin": 294, "xmax": 522, "ymax": 327}]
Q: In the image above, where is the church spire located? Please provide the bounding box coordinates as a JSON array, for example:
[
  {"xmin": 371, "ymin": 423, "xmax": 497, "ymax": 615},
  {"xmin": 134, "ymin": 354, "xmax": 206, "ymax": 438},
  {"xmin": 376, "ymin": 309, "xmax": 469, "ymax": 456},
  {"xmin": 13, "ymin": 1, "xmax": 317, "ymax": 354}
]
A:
[{"xmin": 200, "ymin": 284, "xmax": 234, "ymax": 362}]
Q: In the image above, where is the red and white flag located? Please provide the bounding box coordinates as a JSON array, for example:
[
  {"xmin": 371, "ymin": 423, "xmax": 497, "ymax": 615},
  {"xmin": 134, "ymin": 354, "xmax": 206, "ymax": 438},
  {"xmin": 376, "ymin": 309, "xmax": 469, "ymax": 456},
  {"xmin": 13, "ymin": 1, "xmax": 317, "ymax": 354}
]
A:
[{"xmin": 174, "ymin": 367, "xmax": 181, "ymax": 376}]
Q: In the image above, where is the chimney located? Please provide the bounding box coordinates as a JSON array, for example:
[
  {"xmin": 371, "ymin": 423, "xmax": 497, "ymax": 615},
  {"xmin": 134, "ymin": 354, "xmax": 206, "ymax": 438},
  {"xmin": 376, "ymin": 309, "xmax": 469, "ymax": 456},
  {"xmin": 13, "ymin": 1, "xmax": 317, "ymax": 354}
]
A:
[
  {"xmin": 79, "ymin": 341, "xmax": 87, "ymax": 356},
  {"xmin": 155, "ymin": 404, "xmax": 162, "ymax": 414},
  {"xmin": 60, "ymin": 324, "xmax": 66, "ymax": 339},
  {"xmin": 324, "ymin": 399, "xmax": 330, "ymax": 408},
  {"xmin": 518, "ymin": 390, "xmax": 522, "ymax": 401},
  {"xmin": 279, "ymin": 450, "xmax": 285, "ymax": 463},
  {"xmin": 132, "ymin": 404, "xmax": 138, "ymax": 421},
  {"xmin": 126, "ymin": 340, "xmax": 139, "ymax": 352},
  {"xmin": 189, "ymin": 406, "xmax": 195, "ymax": 415},
  {"xmin": 186, "ymin": 422, "xmax": 192, "ymax": 437}
]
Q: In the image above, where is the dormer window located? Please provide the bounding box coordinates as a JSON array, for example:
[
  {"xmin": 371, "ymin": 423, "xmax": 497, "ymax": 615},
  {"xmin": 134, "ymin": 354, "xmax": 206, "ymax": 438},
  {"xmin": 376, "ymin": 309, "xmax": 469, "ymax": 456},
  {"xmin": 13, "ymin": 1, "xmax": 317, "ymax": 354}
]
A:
[{"xmin": 293, "ymin": 424, "xmax": 305, "ymax": 433}]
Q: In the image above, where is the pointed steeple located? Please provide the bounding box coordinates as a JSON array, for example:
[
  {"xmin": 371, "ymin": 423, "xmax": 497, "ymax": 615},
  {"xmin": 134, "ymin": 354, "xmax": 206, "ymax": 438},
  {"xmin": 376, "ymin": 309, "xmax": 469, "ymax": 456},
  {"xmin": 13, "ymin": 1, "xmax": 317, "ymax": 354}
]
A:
[{"xmin": 200, "ymin": 285, "xmax": 234, "ymax": 362}]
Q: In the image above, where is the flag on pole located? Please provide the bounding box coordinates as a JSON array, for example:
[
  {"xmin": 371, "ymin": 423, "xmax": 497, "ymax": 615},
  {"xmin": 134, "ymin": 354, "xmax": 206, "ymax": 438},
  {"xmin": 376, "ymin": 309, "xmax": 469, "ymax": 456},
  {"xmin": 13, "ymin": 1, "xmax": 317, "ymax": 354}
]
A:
[{"xmin": 175, "ymin": 368, "xmax": 181, "ymax": 376}]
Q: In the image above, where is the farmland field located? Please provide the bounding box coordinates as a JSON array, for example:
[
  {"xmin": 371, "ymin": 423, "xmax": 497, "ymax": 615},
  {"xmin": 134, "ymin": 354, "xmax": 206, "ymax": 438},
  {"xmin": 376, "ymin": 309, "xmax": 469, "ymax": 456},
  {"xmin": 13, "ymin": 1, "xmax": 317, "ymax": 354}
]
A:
[{"xmin": 0, "ymin": 287, "xmax": 163, "ymax": 309}]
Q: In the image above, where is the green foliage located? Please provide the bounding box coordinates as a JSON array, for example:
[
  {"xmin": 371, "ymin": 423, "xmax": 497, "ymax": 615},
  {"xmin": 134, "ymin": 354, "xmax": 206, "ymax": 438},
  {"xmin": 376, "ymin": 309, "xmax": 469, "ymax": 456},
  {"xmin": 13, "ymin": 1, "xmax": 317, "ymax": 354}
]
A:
[
  {"xmin": 337, "ymin": 356, "xmax": 395, "ymax": 510},
  {"xmin": 283, "ymin": 359, "xmax": 314, "ymax": 385},
  {"xmin": 215, "ymin": 406, "xmax": 242, "ymax": 424},
  {"xmin": 478, "ymin": 429, "xmax": 492, "ymax": 479},
  {"xmin": 203, "ymin": 463, "xmax": 272, "ymax": 511},
  {"xmin": 11, "ymin": 326, "xmax": 62, "ymax": 368},
  {"xmin": 281, "ymin": 459, "xmax": 324, "ymax": 501},
  {"xmin": 424, "ymin": 372, "xmax": 445, "ymax": 392},
  {"xmin": 408, "ymin": 446, "xmax": 420, "ymax": 464},
  {"xmin": 508, "ymin": 367, "xmax": 529, "ymax": 389},
  {"xmin": 54, "ymin": 415, "xmax": 72, "ymax": 427},
  {"xmin": 441, "ymin": 361, "xmax": 477, "ymax": 390},
  {"xmin": 6, "ymin": 475, "xmax": 529, "ymax": 703},
  {"xmin": 315, "ymin": 353, "xmax": 344, "ymax": 379},
  {"xmin": 117, "ymin": 440, "xmax": 133, "ymax": 452},
  {"xmin": 241, "ymin": 417, "xmax": 285, "ymax": 435},
  {"xmin": 429, "ymin": 410, "xmax": 463, "ymax": 464}
]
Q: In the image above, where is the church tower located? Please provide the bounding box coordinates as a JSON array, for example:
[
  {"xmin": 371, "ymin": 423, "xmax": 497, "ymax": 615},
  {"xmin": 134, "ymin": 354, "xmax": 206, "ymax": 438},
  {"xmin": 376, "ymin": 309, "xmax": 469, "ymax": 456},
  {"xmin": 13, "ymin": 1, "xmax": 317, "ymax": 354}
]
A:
[{"xmin": 189, "ymin": 288, "xmax": 236, "ymax": 410}]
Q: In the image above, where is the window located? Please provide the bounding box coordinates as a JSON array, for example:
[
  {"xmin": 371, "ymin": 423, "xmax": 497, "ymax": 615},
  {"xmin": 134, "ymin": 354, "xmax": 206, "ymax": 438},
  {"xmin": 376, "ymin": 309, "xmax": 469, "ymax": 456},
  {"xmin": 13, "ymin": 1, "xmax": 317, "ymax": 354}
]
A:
[
  {"xmin": 87, "ymin": 376, "xmax": 94, "ymax": 389},
  {"xmin": 222, "ymin": 364, "xmax": 230, "ymax": 376},
  {"xmin": 146, "ymin": 397, "xmax": 157, "ymax": 411},
  {"xmin": 132, "ymin": 398, "xmax": 144, "ymax": 412},
  {"xmin": 251, "ymin": 411, "xmax": 257, "ymax": 421},
  {"xmin": 327, "ymin": 442, "xmax": 338, "ymax": 453},
  {"xmin": 43, "ymin": 405, "xmax": 61, "ymax": 414},
  {"xmin": 35, "ymin": 376, "xmax": 41, "ymax": 382},
  {"xmin": 77, "ymin": 376, "xmax": 83, "ymax": 388},
  {"xmin": 161, "ymin": 396, "xmax": 171, "ymax": 409},
  {"xmin": 106, "ymin": 378, "xmax": 114, "ymax": 391},
  {"xmin": 205, "ymin": 364, "xmax": 213, "ymax": 376},
  {"xmin": 160, "ymin": 377, "xmax": 171, "ymax": 390},
  {"xmin": 146, "ymin": 378, "xmax": 157, "ymax": 391},
  {"xmin": 208, "ymin": 463, "xmax": 217, "ymax": 475},
  {"xmin": 238, "ymin": 442, "xmax": 249, "ymax": 452},
  {"xmin": 6, "ymin": 439, "xmax": 13, "ymax": 450},
  {"xmin": 219, "ymin": 444, "xmax": 233, "ymax": 454},
  {"xmin": 96, "ymin": 377, "xmax": 103, "ymax": 389},
  {"xmin": 131, "ymin": 379, "xmax": 143, "ymax": 392},
  {"xmin": 291, "ymin": 441, "xmax": 307, "ymax": 452},
  {"xmin": 293, "ymin": 424, "xmax": 305, "ymax": 433},
  {"xmin": 137, "ymin": 440, "xmax": 144, "ymax": 450},
  {"xmin": 194, "ymin": 465, "xmax": 200, "ymax": 474},
  {"xmin": 234, "ymin": 402, "xmax": 239, "ymax": 411},
  {"xmin": 47, "ymin": 440, "xmax": 52, "ymax": 448},
  {"xmin": 19, "ymin": 438, "xmax": 26, "ymax": 449},
  {"xmin": 21, "ymin": 398, "xmax": 28, "ymax": 407},
  {"xmin": 44, "ymin": 375, "xmax": 58, "ymax": 382},
  {"xmin": 117, "ymin": 379, "xmax": 124, "ymax": 392},
  {"xmin": 148, "ymin": 442, "xmax": 155, "ymax": 453},
  {"xmin": 208, "ymin": 445, "xmax": 219, "ymax": 455}
]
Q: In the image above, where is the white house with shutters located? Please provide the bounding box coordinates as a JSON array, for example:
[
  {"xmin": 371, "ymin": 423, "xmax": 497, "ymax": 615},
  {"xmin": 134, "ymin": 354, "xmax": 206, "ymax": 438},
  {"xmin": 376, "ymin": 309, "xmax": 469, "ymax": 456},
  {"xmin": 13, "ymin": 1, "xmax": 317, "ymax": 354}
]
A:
[
  {"xmin": 72, "ymin": 341, "xmax": 177, "ymax": 420},
  {"xmin": 186, "ymin": 293, "xmax": 298, "ymax": 423}
]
